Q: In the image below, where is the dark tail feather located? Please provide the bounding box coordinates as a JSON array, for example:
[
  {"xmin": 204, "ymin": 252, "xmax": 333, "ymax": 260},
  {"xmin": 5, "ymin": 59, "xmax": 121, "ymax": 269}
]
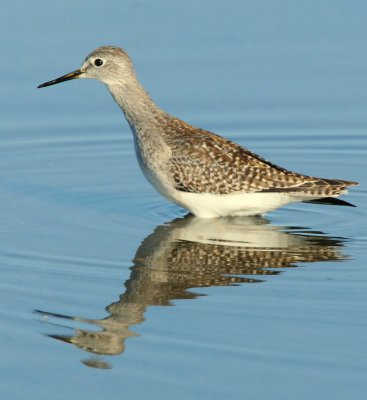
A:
[{"xmin": 304, "ymin": 197, "xmax": 356, "ymax": 207}]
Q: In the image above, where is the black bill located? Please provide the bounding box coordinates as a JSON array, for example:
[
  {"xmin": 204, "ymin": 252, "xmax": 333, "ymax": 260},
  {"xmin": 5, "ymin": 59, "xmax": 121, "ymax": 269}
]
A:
[{"xmin": 37, "ymin": 69, "xmax": 83, "ymax": 88}]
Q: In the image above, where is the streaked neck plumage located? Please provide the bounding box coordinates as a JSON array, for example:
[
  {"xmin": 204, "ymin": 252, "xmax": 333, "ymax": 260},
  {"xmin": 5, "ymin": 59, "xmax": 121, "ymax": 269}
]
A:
[{"xmin": 106, "ymin": 74, "xmax": 167, "ymax": 133}]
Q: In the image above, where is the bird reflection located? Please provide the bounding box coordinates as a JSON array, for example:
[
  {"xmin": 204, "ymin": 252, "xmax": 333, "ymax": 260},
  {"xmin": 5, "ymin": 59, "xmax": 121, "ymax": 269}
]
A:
[{"xmin": 35, "ymin": 215, "xmax": 348, "ymax": 368}]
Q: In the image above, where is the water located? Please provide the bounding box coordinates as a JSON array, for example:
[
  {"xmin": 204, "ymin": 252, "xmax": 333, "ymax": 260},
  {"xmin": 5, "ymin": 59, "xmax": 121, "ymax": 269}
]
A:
[{"xmin": 1, "ymin": 1, "xmax": 367, "ymax": 399}]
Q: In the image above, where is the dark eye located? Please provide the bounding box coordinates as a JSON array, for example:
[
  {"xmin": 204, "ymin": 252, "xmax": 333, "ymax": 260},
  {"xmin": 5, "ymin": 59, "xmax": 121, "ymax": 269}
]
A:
[{"xmin": 94, "ymin": 59, "xmax": 103, "ymax": 67}]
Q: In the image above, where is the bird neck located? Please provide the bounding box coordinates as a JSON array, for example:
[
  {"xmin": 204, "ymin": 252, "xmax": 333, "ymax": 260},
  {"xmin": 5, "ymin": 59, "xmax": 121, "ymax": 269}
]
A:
[{"xmin": 107, "ymin": 77, "xmax": 166, "ymax": 131}]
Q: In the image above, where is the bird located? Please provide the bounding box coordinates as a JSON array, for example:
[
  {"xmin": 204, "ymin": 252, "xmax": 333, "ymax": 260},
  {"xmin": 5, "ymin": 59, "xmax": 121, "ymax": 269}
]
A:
[{"xmin": 38, "ymin": 46, "xmax": 358, "ymax": 218}]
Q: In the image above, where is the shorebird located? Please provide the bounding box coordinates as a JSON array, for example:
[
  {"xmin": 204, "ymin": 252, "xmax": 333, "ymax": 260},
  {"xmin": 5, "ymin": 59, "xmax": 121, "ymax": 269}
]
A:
[{"xmin": 38, "ymin": 46, "xmax": 358, "ymax": 218}]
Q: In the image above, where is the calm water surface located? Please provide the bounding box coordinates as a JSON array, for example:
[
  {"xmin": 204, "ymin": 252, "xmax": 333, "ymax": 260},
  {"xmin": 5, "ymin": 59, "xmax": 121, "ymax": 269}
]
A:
[{"xmin": 1, "ymin": 1, "xmax": 367, "ymax": 399}]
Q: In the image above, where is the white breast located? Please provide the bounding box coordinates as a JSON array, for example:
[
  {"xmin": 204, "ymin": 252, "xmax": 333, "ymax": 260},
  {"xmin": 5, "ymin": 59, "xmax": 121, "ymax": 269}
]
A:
[{"xmin": 171, "ymin": 190, "xmax": 294, "ymax": 218}]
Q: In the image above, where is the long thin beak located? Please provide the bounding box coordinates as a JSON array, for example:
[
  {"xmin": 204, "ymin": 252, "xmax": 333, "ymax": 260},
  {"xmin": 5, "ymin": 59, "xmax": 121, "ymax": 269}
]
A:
[{"xmin": 37, "ymin": 68, "xmax": 83, "ymax": 88}]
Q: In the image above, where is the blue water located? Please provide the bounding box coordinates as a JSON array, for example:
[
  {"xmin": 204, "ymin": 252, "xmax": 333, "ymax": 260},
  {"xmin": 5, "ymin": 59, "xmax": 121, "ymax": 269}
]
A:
[{"xmin": 1, "ymin": 1, "xmax": 367, "ymax": 399}]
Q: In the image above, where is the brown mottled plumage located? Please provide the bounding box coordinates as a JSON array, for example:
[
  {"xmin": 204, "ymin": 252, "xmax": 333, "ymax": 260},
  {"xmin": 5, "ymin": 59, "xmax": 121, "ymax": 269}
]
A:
[
  {"xmin": 38, "ymin": 46, "xmax": 358, "ymax": 217},
  {"xmin": 163, "ymin": 117, "xmax": 357, "ymax": 196}
]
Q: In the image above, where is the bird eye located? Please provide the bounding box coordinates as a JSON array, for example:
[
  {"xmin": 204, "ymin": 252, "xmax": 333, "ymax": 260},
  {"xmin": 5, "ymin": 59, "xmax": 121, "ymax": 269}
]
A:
[{"xmin": 94, "ymin": 59, "xmax": 104, "ymax": 67}]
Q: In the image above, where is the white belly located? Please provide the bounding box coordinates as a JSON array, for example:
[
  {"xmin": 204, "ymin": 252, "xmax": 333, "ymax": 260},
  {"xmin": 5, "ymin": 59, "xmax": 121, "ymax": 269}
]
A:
[
  {"xmin": 166, "ymin": 189, "xmax": 294, "ymax": 218},
  {"xmin": 133, "ymin": 136, "xmax": 294, "ymax": 218},
  {"xmin": 136, "ymin": 155, "xmax": 294, "ymax": 218}
]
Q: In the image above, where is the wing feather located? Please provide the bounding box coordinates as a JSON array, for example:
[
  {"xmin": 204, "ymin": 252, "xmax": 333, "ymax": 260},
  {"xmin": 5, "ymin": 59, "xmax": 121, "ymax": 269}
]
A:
[{"xmin": 163, "ymin": 122, "xmax": 357, "ymax": 196}]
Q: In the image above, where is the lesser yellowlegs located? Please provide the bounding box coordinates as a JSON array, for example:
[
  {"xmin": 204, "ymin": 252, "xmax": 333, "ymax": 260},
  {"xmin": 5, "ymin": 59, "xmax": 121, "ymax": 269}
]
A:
[{"xmin": 38, "ymin": 46, "xmax": 357, "ymax": 218}]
